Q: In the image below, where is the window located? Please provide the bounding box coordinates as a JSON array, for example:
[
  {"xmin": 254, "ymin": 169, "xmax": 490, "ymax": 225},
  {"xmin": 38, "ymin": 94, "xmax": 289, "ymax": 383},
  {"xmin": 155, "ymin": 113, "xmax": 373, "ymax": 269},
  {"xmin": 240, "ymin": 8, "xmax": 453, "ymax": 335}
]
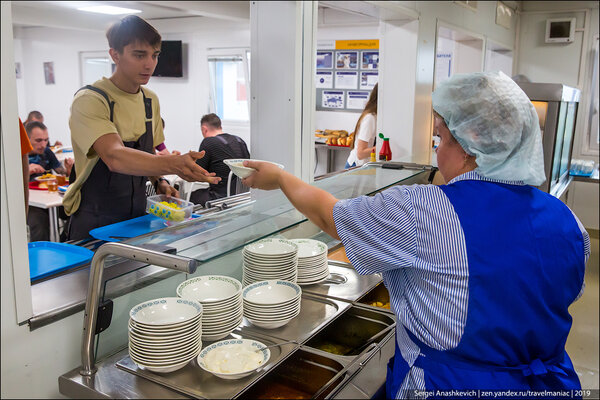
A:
[
  {"xmin": 79, "ymin": 51, "xmax": 114, "ymax": 86},
  {"xmin": 208, "ymin": 52, "xmax": 250, "ymax": 122}
]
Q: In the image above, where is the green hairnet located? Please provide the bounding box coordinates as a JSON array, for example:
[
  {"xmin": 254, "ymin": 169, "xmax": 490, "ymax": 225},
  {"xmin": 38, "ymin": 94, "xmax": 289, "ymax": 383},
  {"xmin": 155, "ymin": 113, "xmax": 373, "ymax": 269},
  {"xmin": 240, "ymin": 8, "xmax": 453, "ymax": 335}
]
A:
[{"xmin": 432, "ymin": 71, "xmax": 545, "ymax": 186}]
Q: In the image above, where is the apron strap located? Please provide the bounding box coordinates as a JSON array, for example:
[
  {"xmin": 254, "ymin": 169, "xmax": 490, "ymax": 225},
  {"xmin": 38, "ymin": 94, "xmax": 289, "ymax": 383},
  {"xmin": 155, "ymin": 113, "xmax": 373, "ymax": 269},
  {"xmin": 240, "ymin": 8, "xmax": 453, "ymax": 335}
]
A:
[{"xmin": 406, "ymin": 329, "xmax": 568, "ymax": 377}]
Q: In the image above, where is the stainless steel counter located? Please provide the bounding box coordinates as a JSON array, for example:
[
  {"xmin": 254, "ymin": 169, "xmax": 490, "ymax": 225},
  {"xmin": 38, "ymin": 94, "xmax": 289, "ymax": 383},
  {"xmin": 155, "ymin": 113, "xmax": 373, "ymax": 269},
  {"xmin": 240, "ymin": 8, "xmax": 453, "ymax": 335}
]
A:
[{"xmin": 59, "ymin": 291, "xmax": 394, "ymax": 399}]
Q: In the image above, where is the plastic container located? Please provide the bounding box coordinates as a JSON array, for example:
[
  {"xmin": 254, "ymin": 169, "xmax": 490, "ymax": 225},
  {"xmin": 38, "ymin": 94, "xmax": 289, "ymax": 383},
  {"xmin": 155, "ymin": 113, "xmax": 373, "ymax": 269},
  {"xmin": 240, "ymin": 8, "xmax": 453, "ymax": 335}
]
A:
[{"xmin": 146, "ymin": 195, "xmax": 194, "ymax": 224}]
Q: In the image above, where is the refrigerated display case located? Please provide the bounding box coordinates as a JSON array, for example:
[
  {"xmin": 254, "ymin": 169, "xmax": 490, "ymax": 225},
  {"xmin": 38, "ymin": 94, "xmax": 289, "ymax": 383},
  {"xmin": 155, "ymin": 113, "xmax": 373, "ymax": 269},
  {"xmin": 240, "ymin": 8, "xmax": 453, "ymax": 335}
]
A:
[{"xmin": 517, "ymin": 82, "xmax": 580, "ymax": 198}]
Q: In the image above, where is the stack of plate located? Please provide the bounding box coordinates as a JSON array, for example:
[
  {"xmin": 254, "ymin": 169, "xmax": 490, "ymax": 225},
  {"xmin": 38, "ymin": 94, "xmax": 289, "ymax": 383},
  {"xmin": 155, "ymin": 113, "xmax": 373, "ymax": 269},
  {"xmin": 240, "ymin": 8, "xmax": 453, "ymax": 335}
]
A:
[
  {"xmin": 290, "ymin": 239, "xmax": 330, "ymax": 286},
  {"xmin": 242, "ymin": 238, "xmax": 299, "ymax": 286},
  {"xmin": 243, "ymin": 280, "xmax": 302, "ymax": 329},
  {"xmin": 176, "ymin": 275, "xmax": 243, "ymax": 341},
  {"xmin": 128, "ymin": 297, "xmax": 203, "ymax": 373}
]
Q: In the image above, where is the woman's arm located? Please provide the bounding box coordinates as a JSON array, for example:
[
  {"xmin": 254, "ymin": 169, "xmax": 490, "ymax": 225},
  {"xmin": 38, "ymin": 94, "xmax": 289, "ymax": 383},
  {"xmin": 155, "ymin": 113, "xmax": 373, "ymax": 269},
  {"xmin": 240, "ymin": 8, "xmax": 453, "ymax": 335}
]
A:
[
  {"xmin": 355, "ymin": 139, "xmax": 376, "ymax": 160},
  {"xmin": 242, "ymin": 161, "xmax": 340, "ymax": 240}
]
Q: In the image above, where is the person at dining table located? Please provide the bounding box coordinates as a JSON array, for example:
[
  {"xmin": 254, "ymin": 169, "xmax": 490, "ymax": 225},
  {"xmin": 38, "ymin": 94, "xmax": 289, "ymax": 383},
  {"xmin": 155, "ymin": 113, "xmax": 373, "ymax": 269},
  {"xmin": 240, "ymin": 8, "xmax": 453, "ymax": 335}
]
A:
[
  {"xmin": 26, "ymin": 121, "xmax": 73, "ymax": 181},
  {"xmin": 25, "ymin": 110, "xmax": 63, "ymax": 148},
  {"xmin": 241, "ymin": 71, "xmax": 589, "ymax": 398}
]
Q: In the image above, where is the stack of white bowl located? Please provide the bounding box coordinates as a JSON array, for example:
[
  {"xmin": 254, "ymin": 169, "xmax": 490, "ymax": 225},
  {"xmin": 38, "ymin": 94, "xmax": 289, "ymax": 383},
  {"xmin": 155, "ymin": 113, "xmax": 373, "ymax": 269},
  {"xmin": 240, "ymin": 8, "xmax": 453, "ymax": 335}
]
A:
[
  {"xmin": 176, "ymin": 275, "xmax": 243, "ymax": 341},
  {"xmin": 290, "ymin": 239, "xmax": 330, "ymax": 286},
  {"xmin": 128, "ymin": 297, "xmax": 203, "ymax": 373},
  {"xmin": 243, "ymin": 280, "xmax": 302, "ymax": 329},
  {"xmin": 242, "ymin": 238, "xmax": 298, "ymax": 286}
]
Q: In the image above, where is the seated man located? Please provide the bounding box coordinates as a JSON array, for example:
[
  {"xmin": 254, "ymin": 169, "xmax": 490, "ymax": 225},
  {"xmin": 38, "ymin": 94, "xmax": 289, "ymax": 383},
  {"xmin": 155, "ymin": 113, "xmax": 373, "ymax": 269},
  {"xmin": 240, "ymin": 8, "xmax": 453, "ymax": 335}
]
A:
[
  {"xmin": 26, "ymin": 121, "xmax": 73, "ymax": 181},
  {"xmin": 190, "ymin": 113, "xmax": 250, "ymax": 206},
  {"xmin": 26, "ymin": 121, "xmax": 72, "ymax": 242},
  {"xmin": 25, "ymin": 110, "xmax": 62, "ymax": 147}
]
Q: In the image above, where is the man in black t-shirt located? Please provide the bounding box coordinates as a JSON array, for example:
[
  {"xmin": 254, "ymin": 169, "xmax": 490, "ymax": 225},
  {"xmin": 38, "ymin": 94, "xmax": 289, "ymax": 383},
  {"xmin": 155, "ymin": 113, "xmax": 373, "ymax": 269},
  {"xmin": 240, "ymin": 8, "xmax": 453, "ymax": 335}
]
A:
[{"xmin": 190, "ymin": 114, "xmax": 250, "ymax": 206}]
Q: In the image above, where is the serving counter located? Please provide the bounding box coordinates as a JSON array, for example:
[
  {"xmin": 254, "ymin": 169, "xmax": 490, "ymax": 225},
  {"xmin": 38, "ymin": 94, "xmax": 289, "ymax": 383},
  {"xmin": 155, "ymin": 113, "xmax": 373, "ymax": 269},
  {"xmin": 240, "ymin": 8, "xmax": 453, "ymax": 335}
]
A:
[{"xmin": 57, "ymin": 163, "xmax": 436, "ymax": 399}]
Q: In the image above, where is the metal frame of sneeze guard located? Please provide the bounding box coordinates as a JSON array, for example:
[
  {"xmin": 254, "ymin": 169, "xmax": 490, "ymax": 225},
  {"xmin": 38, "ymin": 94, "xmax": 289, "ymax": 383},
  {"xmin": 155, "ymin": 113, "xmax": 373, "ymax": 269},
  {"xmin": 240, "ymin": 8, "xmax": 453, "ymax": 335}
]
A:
[{"xmin": 80, "ymin": 242, "xmax": 197, "ymax": 376}]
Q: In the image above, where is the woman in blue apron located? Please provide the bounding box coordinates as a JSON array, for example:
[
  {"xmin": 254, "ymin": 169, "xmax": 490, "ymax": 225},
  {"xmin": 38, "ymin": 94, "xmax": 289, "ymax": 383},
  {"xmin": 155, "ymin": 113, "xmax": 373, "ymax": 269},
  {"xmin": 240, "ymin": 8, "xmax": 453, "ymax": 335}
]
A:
[{"xmin": 241, "ymin": 71, "xmax": 589, "ymax": 399}]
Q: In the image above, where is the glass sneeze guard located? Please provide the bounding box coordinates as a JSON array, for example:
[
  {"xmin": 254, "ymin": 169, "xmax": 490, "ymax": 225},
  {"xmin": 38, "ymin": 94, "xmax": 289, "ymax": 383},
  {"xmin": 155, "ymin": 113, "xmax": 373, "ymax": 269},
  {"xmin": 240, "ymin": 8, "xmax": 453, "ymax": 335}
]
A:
[
  {"xmin": 119, "ymin": 165, "xmax": 423, "ymax": 264},
  {"xmin": 95, "ymin": 165, "xmax": 427, "ymax": 360}
]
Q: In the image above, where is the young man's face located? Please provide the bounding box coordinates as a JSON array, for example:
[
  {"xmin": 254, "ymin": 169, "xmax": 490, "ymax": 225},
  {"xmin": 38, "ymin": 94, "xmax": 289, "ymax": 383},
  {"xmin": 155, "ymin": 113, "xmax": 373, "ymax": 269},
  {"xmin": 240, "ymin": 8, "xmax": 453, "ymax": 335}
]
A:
[
  {"xmin": 111, "ymin": 40, "xmax": 160, "ymax": 87},
  {"xmin": 29, "ymin": 127, "xmax": 49, "ymax": 154}
]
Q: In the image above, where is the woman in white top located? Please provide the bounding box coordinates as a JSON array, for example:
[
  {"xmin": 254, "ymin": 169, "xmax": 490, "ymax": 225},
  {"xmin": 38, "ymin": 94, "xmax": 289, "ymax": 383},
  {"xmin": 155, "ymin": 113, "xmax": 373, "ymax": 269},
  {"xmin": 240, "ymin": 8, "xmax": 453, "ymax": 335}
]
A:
[{"xmin": 345, "ymin": 83, "xmax": 378, "ymax": 168}]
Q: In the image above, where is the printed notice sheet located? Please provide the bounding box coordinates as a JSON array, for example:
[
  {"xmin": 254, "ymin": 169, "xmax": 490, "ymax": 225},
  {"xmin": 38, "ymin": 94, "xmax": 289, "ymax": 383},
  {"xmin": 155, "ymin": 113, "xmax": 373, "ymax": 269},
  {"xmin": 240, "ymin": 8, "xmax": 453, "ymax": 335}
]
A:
[
  {"xmin": 435, "ymin": 53, "xmax": 452, "ymax": 87},
  {"xmin": 347, "ymin": 91, "xmax": 370, "ymax": 110},
  {"xmin": 316, "ymin": 71, "xmax": 333, "ymax": 88},
  {"xmin": 322, "ymin": 91, "xmax": 345, "ymax": 109},
  {"xmin": 335, "ymin": 71, "xmax": 358, "ymax": 89},
  {"xmin": 360, "ymin": 71, "xmax": 378, "ymax": 90}
]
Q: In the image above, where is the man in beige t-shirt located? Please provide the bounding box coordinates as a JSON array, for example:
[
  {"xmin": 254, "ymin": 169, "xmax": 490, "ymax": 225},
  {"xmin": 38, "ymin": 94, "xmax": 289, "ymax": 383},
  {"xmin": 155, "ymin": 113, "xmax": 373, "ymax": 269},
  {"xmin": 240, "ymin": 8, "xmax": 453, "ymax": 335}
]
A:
[{"xmin": 65, "ymin": 15, "xmax": 220, "ymax": 240}]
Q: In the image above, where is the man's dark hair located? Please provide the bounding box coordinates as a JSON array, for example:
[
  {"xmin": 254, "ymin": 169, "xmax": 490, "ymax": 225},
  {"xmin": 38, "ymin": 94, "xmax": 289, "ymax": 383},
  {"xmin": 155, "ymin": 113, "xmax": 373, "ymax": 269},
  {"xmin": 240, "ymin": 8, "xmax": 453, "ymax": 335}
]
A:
[
  {"xmin": 25, "ymin": 121, "xmax": 47, "ymax": 136},
  {"xmin": 106, "ymin": 15, "xmax": 161, "ymax": 53},
  {"xmin": 200, "ymin": 113, "xmax": 222, "ymax": 130},
  {"xmin": 25, "ymin": 110, "xmax": 44, "ymax": 123}
]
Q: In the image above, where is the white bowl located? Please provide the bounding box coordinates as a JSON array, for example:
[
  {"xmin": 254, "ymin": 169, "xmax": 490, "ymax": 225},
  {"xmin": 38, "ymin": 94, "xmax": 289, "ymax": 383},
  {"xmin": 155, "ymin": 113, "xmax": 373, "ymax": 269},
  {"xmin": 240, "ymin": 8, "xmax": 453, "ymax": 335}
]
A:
[
  {"xmin": 224, "ymin": 159, "xmax": 284, "ymax": 180},
  {"xmin": 129, "ymin": 334, "xmax": 201, "ymax": 352},
  {"xmin": 177, "ymin": 276, "xmax": 242, "ymax": 303},
  {"xmin": 245, "ymin": 317, "xmax": 295, "ymax": 329},
  {"xmin": 130, "ymin": 339, "xmax": 201, "ymax": 358},
  {"xmin": 130, "ymin": 341, "xmax": 202, "ymax": 364},
  {"xmin": 244, "ymin": 239, "xmax": 298, "ymax": 257},
  {"xmin": 134, "ymin": 356, "xmax": 195, "ymax": 374},
  {"xmin": 290, "ymin": 239, "xmax": 328, "ymax": 258},
  {"xmin": 243, "ymin": 280, "xmax": 301, "ymax": 305},
  {"xmin": 197, "ymin": 339, "xmax": 270, "ymax": 380},
  {"xmin": 130, "ymin": 298, "xmax": 203, "ymax": 326}
]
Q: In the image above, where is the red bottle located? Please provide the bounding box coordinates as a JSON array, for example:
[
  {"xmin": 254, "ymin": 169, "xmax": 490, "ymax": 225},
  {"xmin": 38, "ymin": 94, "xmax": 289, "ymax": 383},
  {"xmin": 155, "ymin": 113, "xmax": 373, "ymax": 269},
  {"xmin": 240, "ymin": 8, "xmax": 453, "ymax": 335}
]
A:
[{"xmin": 379, "ymin": 138, "xmax": 392, "ymax": 161}]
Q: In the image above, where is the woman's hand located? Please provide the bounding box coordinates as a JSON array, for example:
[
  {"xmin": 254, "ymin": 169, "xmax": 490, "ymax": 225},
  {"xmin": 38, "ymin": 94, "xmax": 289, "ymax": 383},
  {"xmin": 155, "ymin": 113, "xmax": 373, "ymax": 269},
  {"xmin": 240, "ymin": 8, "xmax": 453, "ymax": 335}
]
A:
[{"xmin": 241, "ymin": 160, "xmax": 284, "ymax": 190}]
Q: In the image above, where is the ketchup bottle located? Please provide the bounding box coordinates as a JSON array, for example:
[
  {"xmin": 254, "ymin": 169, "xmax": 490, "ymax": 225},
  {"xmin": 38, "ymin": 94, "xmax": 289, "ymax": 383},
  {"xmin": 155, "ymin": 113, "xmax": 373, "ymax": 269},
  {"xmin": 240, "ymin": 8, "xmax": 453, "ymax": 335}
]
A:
[{"xmin": 378, "ymin": 133, "xmax": 392, "ymax": 161}]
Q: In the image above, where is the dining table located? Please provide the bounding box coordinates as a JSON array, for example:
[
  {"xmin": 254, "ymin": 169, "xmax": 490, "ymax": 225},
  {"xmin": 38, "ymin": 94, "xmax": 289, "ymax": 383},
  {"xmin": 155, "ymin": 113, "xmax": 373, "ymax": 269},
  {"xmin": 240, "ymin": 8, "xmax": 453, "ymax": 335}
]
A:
[{"xmin": 29, "ymin": 187, "xmax": 63, "ymax": 242}]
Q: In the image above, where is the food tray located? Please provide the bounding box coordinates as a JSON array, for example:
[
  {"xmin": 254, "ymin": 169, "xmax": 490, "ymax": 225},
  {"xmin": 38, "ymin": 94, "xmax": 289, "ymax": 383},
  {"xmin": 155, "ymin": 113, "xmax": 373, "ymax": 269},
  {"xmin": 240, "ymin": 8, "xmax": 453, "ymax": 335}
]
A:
[
  {"xmin": 89, "ymin": 213, "xmax": 200, "ymax": 242},
  {"xmin": 28, "ymin": 241, "xmax": 94, "ymax": 282},
  {"xmin": 29, "ymin": 181, "xmax": 48, "ymax": 191},
  {"xmin": 327, "ymin": 143, "xmax": 350, "ymax": 148}
]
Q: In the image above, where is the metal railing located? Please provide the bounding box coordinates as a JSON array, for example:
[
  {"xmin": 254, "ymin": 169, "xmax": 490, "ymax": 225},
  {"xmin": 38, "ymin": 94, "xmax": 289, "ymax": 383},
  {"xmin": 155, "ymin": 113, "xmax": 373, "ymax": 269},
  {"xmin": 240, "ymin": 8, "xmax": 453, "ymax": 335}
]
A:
[{"xmin": 80, "ymin": 242, "xmax": 197, "ymax": 376}]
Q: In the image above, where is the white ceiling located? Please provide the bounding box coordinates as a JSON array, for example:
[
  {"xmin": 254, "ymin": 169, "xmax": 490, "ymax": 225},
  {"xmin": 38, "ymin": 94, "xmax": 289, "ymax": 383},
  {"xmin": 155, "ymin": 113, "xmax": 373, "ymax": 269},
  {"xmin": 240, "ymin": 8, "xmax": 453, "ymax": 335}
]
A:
[{"xmin": 11, "ymin": 1, "xmax": 250, "ymax": 32}]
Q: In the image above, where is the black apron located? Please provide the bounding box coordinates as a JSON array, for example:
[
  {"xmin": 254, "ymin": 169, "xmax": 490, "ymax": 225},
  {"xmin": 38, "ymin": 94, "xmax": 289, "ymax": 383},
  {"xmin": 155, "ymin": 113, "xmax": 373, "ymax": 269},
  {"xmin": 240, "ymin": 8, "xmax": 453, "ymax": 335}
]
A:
[{"xmin": 68, "ymin": 85, "xmax": 154, "ymax": 241}]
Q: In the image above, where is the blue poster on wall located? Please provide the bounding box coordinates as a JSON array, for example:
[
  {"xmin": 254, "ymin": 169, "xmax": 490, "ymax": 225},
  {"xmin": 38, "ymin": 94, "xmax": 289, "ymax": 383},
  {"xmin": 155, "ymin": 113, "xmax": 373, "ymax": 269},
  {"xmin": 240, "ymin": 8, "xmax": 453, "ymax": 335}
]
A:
[
  {"xmin": 361, "ymin": 51, "xmax": 379, "ymax": 69},
  {"xmin": 316, "ymin": 51, "xmax": 333, "ymax": 69}
]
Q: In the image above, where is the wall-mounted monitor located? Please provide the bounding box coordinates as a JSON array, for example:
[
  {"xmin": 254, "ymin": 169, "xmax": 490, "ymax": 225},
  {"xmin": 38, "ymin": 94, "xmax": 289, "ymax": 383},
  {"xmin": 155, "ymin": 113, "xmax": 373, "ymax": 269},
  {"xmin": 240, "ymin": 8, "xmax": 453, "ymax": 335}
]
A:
[
  {"xmin": 545, "ymin": 18, "xmax": 576, "ymax": 44},
  {"xmin": 153, "ymin": 40, "xmax": 183, "ymax": 77}
]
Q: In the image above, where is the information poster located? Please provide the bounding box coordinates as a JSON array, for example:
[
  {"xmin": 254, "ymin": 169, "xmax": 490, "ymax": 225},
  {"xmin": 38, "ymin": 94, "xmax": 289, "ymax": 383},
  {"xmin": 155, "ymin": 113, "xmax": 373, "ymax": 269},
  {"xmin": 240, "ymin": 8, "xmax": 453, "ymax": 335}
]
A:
[
  {"xmin": 316, "ymin": 71, "xmax": 333, "ymax": 88},
  {"xmin": 361, "ymin": 51, "xmax": 379, "ymax": 69},
  {"xmin": 316, "ymin": 51, "xmax": 333, "ymax": 69},
  {"xmin": 335, "ymin": 71, "xmax": 358, "ymax": 89},
  {"xmin": 322, "ymin": 91, "xmax": 345, "ymax": 109},
  {"xmin": 315, "ymin": 39, "xmax": 378, "ymax": 112},
  {"xmin": 360, "ymin": 71, "xmax": 379, "ymax": 90},
  {"xmin": 335, "ymin": 51, "xmax": 358, "ymax": 69},
  {"xmin": 435, "ymin": 53, "xmax": 452, "ymax": 87},
  {"xmin": 347, "ymin": 91, "xmax": 370, "ymax": 110}
]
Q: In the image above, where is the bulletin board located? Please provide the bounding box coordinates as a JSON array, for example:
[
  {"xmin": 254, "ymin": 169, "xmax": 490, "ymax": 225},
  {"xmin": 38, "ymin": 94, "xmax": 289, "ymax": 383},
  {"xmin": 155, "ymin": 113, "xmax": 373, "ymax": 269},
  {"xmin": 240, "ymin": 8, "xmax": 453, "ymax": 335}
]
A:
[{"xmin": 316, "ymin": 39, "xmax": 379, "ymax": 113}]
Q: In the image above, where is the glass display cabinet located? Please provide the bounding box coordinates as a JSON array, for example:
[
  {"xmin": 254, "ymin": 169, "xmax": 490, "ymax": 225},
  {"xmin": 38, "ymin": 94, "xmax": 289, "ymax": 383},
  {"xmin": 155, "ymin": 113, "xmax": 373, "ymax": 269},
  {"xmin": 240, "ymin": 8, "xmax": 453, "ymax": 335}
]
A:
[
  {"xmin": 57, "ymin": 163, "xmax": 437, "ymax": 399},
  {"xmin": 517, "ymin": 82, "xmax": 580, "ymax": 198}
]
